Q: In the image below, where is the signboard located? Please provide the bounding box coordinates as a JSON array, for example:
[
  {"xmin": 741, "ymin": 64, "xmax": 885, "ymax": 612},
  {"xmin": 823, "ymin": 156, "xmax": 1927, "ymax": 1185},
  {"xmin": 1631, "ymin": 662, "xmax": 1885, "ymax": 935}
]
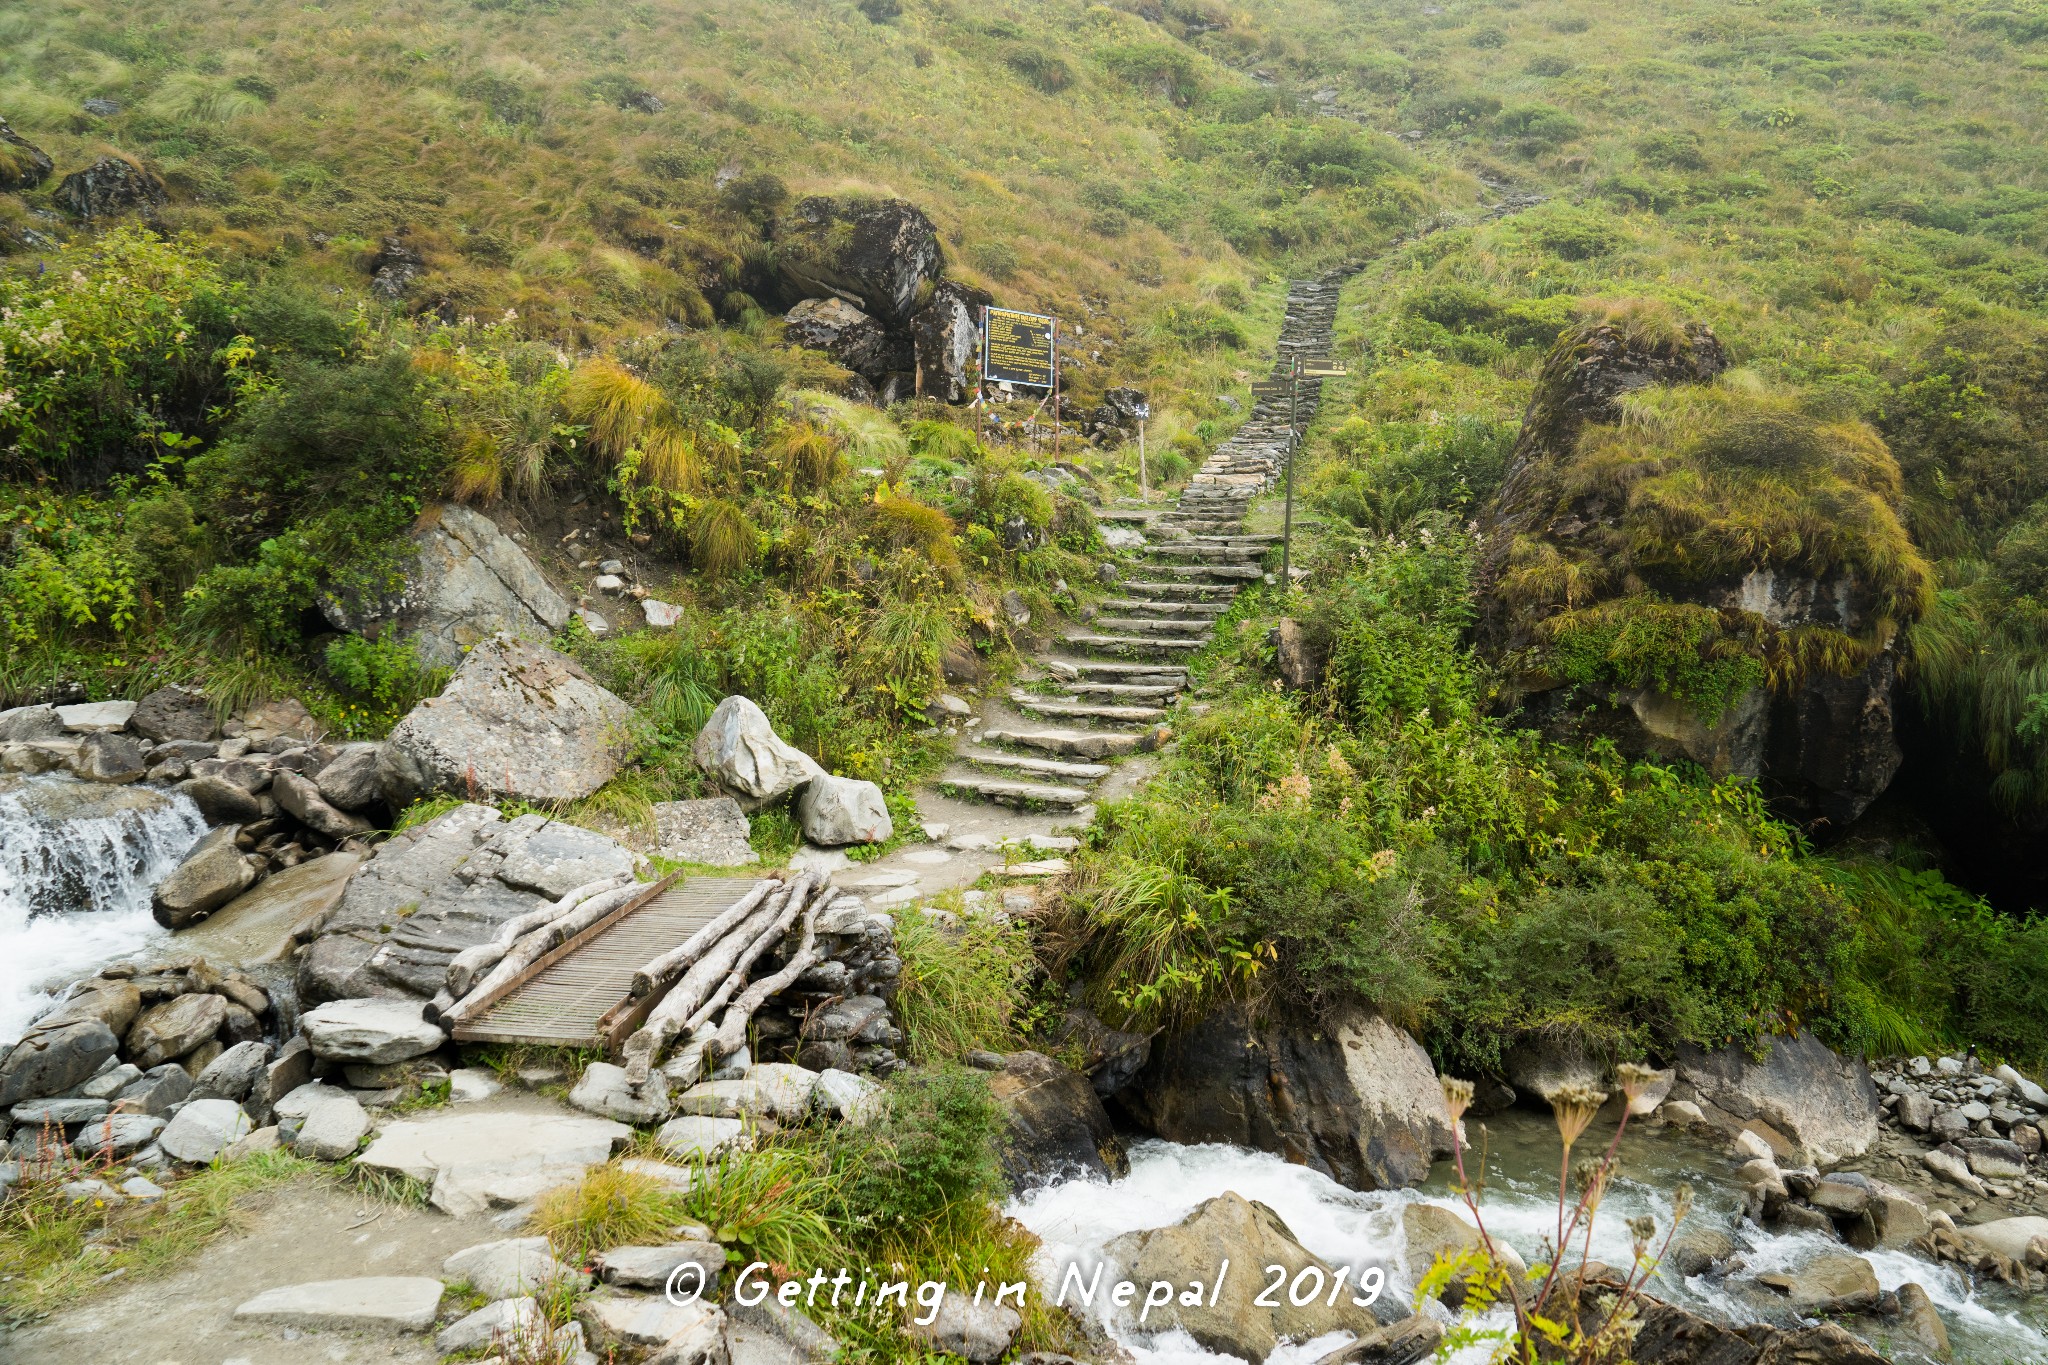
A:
[{"xmin": 982, "ymin": 307, "xmax": 1055, "ymax": 389}]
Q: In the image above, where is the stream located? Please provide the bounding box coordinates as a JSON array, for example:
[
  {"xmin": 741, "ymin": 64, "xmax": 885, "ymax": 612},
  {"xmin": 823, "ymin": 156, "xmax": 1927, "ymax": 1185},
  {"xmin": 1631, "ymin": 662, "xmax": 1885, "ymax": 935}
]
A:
[
  {"xmin": 0, "ymin": 774, "xmax": 206, "ymax": 1043},
  {"xmin": 1009, "ymin": 1112, "xmax": 2048, "ymax": 1365}
]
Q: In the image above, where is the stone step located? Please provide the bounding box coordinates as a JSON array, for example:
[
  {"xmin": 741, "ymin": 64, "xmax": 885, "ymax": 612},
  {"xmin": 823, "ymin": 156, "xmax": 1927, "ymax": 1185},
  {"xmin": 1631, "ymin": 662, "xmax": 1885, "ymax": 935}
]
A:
[
  {"xmin": 1010, "ymin": 693, "xmax": 1169, "ymax": 722},
  {"xmin": 936, "ymin": 774, "xmax": 1092, "ymax": 810},
  {"xmin": 1043, "ymin": 659, "xmax": 1189, "ymax": 684},
  {"xmin": 1136, "ymin": 562, "xmax": 1264, "ymax": 582},
  {"xmin": 1052, "ymin": 681, "xmax": 1181, "ymax": 702},
  {"xmin": 1092, "ymin": 616, "xmax": 1213, "ymax": 638},
  {"xmin": 1144, "ymin": 542, "xmax": 1267, "ymax": 562},
  {"xmin": 957, "ymin": 749, "xmax": 1112, "ymax": 782},
  {"xmin": 1102, "ymin": 599, "xmax": 1230, "ymax": 618},
  {"xmin": 1118, "ymin": 580, "xmax": 1240, "ymax": 602},
  {"xmin": 981, "ymin": 727, "xmax": 1163, "ymax": 759},
  {"xmin": 1062, "ymin": 632, "xmax": 1206, "ymax": 656}
]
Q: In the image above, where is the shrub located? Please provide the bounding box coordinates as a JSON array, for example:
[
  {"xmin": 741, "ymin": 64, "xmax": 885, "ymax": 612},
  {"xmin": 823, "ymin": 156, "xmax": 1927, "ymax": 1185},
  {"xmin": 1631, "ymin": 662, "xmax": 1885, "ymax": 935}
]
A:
[
  {"xmin": 891, "ymin": 911, "xmax": 1036, "ymax": 1059},
  {"xmin": 826, "ymin": 1069, "xmax": 1008, "ymax": 1232}
]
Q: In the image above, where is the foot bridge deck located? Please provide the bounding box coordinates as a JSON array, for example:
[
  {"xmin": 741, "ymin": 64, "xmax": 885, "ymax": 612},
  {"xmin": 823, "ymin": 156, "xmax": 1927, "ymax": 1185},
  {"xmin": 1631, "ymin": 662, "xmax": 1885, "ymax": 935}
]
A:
[{"xmin": 449, "ymin": 875, "xmax": 761, "ymax": 1051}]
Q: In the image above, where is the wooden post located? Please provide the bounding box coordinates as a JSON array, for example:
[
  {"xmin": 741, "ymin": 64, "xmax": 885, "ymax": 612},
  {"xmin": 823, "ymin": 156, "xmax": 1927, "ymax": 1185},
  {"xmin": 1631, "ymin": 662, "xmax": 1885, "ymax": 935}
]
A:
[
  {"xmin": 1138, "ymin": 417, "xmax": 1149, "ymax": 500},
  {"xmin": 1282, "ymin": 356, "xmax": 1299, "ymax": 589}
]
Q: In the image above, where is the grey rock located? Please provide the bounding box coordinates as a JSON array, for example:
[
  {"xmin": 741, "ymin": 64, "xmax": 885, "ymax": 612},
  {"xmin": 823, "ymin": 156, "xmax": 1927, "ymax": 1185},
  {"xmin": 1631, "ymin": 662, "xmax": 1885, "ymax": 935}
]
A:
[
  {"xmin": 986, "ymin": 1051, "xmax": 1125, "ymax": 1188},
  {"xmin": 1754, "ymin": 1249, "xmax": 1879, "ymax": 1314},
  {"xmin": 656, "ymin": 1114, "xmax": 752, "ymax": 1161},
  {"xmin": 356, "ymin": 1107, "xmax": 630, "ymax": 1216},
  {"xmin": 53, "ymin": 157, "xmax": 166, "ymax": 219},
  {"xmin": 443, "ymin": 1236, "xmax": 583, "ymax": 1300},
  {"xmin": 120, "ymin": 1175, "xmax": 166, "ymax": 1200},
  {"xmin": 159, "ymin": 1097, "xmax": 254, "ymax": 1162},
  {"xmin": 436, "ymin": 1295, "xmax": 546, "ymax": 1354},
  {"xmin": 1894, "ymin": 1282, "xmax": 1950, "ymax": 1359},
  {"xmin": 771, "ymin": 195, "xmax": 942, "ymax": 326},
  {"xmin": 0, "ymin": 704, "xmax": 64, "ymax": 741},
  {"xmin": 1962, "ymin": 1135, "xmax": 2028, "ymax": 1180},
  {"xmin": 1924, "ymin": 1146, "xmax": 1987, "ymax": 1196},
  {"xmin": 194, "ymin": 1041, "xmax": 271, "ymax": 1102},
  {"xmin": 1503, "ymin": 1034, "xmax": 1605, "ymax": 1103},
  {"xmin": 910, "ymin": 280, "xmax": 988, "ymax": 404},
  {"xmin": 314, "ymin": 743, "xmax": 385, "ymax": 810},
  {"xmin": 648, "ymin": 797, "xmax": 758, "ymax": 866},
  {"xmin": 234, "ymin": 1276, "xmax": 445, "ymax": 1332},
  {"xmin": 11, "ymin": 1096, "xmax": 109, "ymax": 1126},
  {"xmin": 797, "ymin": 772, "xmax": 892, "ymax": 846},
  {"xmin": 1674, "ymin": 1029, "xmax": 1878, "ymax": 1167},
  {"xmin": 300, "ymin": 997, "xmax": 445, "ymax": 1064},
  {"xmin": 117, "ymin": 1063, "xmax": 194, "ymax": 1117},
  {"xmin": 292, "ymin": 1092, "xmax": 370, "ymax": 1160},
  {"xmin": 569, "ymin": 1062, "xmax": 670, "ymax": 1124},
  {"xmin": 726, "ymin": 1300, "xmax": 841, "ymax": 1365},
  {"xmin": 77, "ymin": 1062, "xmax": 142, "ymax": 1100},
  {"xmin": 151, "ymin": 825, "xmax": 256, "ymax": 928},
  {"xmin": 273, "ymin": 769, "xmax": 373, "ymax": 839},
  {"xmin": 131, "ymin": 685, "xmax": 216, "ymax": 742},
  {"xmin": 56, "ymin": 700, "xmax": 137, "ymax": 732},
  {"xmin": 336, "ymin": 504, "xmax": 569, "ymax": 668},
  {"xmin": 813, "ymin": 1068, "xmax": 884, "ymax": 1124},
  {"xmin": 70, "ymin": 730, "xmax": 147, "ymax": 782},
  {"xmin": 495, "ymin": 820, "xmax": 637, "ymax": 899},
  {"xmin": 1895, "ymin": 1090, "xmax": 1935, "ymax": 1131},
  {"xmin": 379, "ymin": 635, "xmax": 631, "ymax": 805},
  {"xmin": 693, "ymin": 696, "xmax": 824, "ymax": 804},
  {"xmin": 176, "ymin": 774, "xmax": 265, "ymax": 825},
  {"xmin": 784, "ymin": 296, "xmax": 910, "ymax": 384},
  {"xmin": 597, "ymin": 1241, "xmax": 724, "ymax": 1291},
  {"xmin": 35, "ymin": 978, "xmax": 141, "ymax": 1037},
  {"xmin": 902, "ymin": 1289, "xmax": 1020, "ymax": 1363},
  {"xmin": 1666, "ymin": 1224, "xmax": 1737, "ymax": 1277},
  {"xmin": 124, "ymin": 992, "xmax": 228, "ymax": 1069},
  {"xmin": 0, "ymin": 115, "xmax": 53, "ymax": 191},
  {"xmin": 71, "ymin": 1113, "xmax": 164, "ymax": 1158},
  {"xmin": 578, "ymin": 1291, "xmax": 725, "ymax": 1350}
]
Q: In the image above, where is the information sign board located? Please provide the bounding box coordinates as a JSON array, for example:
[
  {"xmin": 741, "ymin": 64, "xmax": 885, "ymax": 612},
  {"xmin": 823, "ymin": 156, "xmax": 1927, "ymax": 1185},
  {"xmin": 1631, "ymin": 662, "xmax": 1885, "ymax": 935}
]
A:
[{"xmin": 982, "ymin": 307, "xmax": 1055, "ymax": 389}]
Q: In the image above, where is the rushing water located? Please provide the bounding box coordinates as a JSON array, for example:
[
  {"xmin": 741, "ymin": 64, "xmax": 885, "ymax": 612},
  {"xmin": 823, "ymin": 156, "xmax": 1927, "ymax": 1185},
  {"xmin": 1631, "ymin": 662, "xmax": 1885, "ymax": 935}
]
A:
[
  {"xmin": 0, "ymin": 774, "xmax": 207, "ymax": 1043},
  {"xmin": 1009, "ymin": 1112, "xmax": 2048, "ymax": 1365}
]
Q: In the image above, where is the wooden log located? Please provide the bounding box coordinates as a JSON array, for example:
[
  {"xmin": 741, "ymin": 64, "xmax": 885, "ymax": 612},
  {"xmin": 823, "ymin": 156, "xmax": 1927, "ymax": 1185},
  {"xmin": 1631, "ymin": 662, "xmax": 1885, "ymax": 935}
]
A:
[
  {"xmin": 629, "ymin": 877, "xmax": 778, "ymax": 998},
  {"xmin": 682, "ymin": 878, "xmax": 820, "ymax": 1035},
  {"xmin": 442, "ymin": 873, "xmax": 633, "ymax": 1001},
  {"xmin": 441, "ymin": 880, "xmax": 646, "ymax": 1024},
  {"xmin": 620, "ymin": 874, "xmax": 816, "ymax": 1082},
  {"xmin": 707, "ymin": 892, "xmax": 825, "ymax": 1061}
]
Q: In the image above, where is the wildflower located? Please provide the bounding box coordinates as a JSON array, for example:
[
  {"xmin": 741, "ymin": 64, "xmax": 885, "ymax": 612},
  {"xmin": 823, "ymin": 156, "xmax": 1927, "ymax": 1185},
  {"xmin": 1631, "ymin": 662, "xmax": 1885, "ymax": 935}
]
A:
[
  {"xmin": 1441, "ymin": 1076, "xmax": 1475, "ymax": 1124},
  {"xmin": 1672, "ymin": 1182, "xmax": 1695, "ymax": 1224},
  {"xmin": 1614, "ymin": 1062, "xmax": 1661, "ymax": 1107},
  {"xmin": 1549, "ymin": 1083, "xmax": 1607, "ymax": 1151},
  {"xmin": 1574, "ymin": 1155, "xmax": 1609, "ymax": 1213},
  {"xmin": 1326, "ymin": 745, "xmax": 1354, "ymax": 780},
  {"xmin": 1627, "ymin": 1214, "xmax": 1657, "ymax": 1256}
]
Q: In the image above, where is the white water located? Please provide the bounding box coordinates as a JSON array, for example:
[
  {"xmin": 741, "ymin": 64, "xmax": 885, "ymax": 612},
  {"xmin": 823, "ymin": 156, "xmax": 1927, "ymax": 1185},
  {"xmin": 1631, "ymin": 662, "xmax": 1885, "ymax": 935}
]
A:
[
  {"xmin": 0, "ymin": 775, "xmax": 207, "ymax": 1043},
  {"xmin": 1008, "ymin": 1130, "xmax": 2048, "ymax": 1365}
]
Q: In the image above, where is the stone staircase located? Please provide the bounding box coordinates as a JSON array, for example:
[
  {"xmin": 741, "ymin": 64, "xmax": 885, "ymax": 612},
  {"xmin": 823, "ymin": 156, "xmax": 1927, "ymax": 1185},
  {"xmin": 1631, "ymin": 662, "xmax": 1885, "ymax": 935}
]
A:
[{"xmin": 932, "ymin": 275, "xmax": 1345, "ymax": 815}]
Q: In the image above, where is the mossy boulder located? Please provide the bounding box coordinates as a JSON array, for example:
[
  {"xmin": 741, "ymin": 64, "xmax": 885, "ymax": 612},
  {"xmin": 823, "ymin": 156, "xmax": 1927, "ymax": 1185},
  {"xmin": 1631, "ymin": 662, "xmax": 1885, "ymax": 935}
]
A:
[{"xmin": 769, "ymin": 196, "xmax": 942, "ymax": 327}]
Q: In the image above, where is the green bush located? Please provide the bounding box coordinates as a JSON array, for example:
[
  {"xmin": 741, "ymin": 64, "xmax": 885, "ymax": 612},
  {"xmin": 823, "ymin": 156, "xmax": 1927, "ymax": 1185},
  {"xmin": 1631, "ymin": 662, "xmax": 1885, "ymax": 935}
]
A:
[{"xmin": 827, "ymin": 1068, "xmax": 1008, "ymax": 1232}]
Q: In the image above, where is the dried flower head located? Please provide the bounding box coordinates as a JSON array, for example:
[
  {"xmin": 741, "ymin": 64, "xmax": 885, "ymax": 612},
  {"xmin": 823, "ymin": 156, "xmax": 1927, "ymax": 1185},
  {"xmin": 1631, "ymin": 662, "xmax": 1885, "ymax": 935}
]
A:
[
  {"xmin": 1573, "ymin": 1155, "xmax": 1611, "ymax": 1213},
  {"xmin": 1672, "ymin": 1181, "xmax": 1696, "ymax": 1224},
  {"xmin": 1627, "ymin": 1214, "xmax": 1657, "ymax": 1253},
  {"xmin": 1441, "ymin": 1076, "xmax": 1475, "ymax": 1124},
  {"xmin": 1614, "ymin": 1062, "xmax": 1661, "ymax": 1104},
  {"xmin": 1326, "ymin": 745, "xmax": 1355, "ymax": 781},
  {"xmin": 1550, "ymin": 1083, "xmax": 1608, "ymax": 1149}
]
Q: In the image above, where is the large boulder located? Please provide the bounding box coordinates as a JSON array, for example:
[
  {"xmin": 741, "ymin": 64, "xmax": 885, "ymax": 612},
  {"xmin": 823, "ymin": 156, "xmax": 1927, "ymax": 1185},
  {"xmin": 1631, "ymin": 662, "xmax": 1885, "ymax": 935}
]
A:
[
  {"xmin": 1104, "ymin": 1192, "xmax": 1382, "ymax": 1363},
  {"xmin": 314, "ymin": 743, "xmax": 385, "ymax": 811},
  {"xmin": 130, "ymin": 685, "xmax": 216, "ymax": 743},
  {"xmin": 0, "ymin": 704, "xmax": 64, "ymax": 741},
  {"xmin": 1674, "ymin": 1029, "xmax": 1878, "ymax": 1167},
  {"xmin": 783, "ymin": 297, "xmax": 912, "ymax": 383},
  {"xmin": 0, "ymin": 1020, "xmax": 119, "ymax": 1106},
  {"xmin": 797, "ymin": 772, "xmax": 892, "ymax": 846},
  {"xmin": 379, "ymin": 635, "xmax": 632, "ymax": 806},
  {"xmin": 692, "ymin": 696, "xmax": 824, "ymax": 804},
  {"xmin": 984, "ymin": 1051, "xmax": 1127, "ymax": 1188},
  {"xmin": 300, "ymin": 997, "xmax": 445, "ymax": 1064},
  {"xmin": 910, "ymin": 280, "xmax": 989, "ymax": 404},
  {"xmin": 1119, "ymin": 1003, "xmax": 1454, "ymax": 1191},
  {"xmin": 770, "ymin": 196, "xmax": 943, "ymax": 326},
  {"xmin": 53, "ymin": 156, "xmax": 166, "ymax": 218},
  {"xmin": 0, "ymin": 116, "xmax": 54, "ymax": 191},
  {"xmin": 177, "ymin": 850, "xmax": 362, "ymax": 965},
  {"xmin": 330, "ymin": 504, "xmax": 571, "ymax": 668},
  {"xmin": 150, "ymin": 825, "xmax": 256, "ymax": 929}
]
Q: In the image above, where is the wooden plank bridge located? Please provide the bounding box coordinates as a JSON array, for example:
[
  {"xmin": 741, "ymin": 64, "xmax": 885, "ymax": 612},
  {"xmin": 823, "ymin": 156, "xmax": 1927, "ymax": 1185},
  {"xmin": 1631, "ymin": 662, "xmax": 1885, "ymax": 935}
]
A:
[{"xmin": 449, "ymin": 875, "xmax": 761, "ymax": 1052}]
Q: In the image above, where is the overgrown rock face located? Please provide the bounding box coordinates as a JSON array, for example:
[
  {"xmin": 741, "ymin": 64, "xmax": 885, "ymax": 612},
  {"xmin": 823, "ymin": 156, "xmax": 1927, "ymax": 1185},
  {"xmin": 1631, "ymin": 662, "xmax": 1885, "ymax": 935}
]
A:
[
  {"xmin": 53, "ymin": 156, "xmax": 165, "ymax": 219},
  {"xmin": 0, "ymin": 116, "xmax": 54, "ymax": 191},
  {"xmin": 910, "ymin": 279, "xmax": 989, "ymax": 403},
  {"xmin": 770, "ymin": 196, "xmax": 942, "ymax": 326},
  {"xmin": 782, "ymin": 296, "xmax": 910, "ymax": 384},
  {"xmin": 1479, "ymin": 309, "xmax": 1931, "ymax": 828}
]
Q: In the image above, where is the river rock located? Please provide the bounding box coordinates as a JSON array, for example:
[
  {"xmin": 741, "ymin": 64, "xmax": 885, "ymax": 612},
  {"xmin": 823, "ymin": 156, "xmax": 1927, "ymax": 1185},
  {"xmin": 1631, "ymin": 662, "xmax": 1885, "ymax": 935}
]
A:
[
  {"xmin": 0, "ymin": 704, "xmax": 64, "ymax": 740},
  {"xmin": 151, "ymin": 825, "xmax": 256, "ymax": 928},
  {"xmin": 356, "ymin": 1106, "xmax": 631, "ymax": 1215},
  {"xmin": 1401, "ymin": 1203, "xmax": 1527, "ymax": 1302},
  {"xmin": 125, "ymin": 992, "xmax": 228, "ymax": 1069},
  {"xmin": 1960, "ymin": 1135, "xmax": 2027, "ymax": 1180},
  {"xmin": 570, "ymin": 1062, "xmax": 671, "ymax": 1124},
  {"xmin": 159, "ymin": 1097, "xmax": 253, "ymax": 1162},
  {"xmin": 131, "ymin": 685, "xmax": 216, "ymax": 742},
  {"xmin": 1894, "ymin": 1281, "xmax": 1950, "ymax": 1358},
  {"xmin": 770, "ymin": 196, "xmax": 942, "ymax": 326},
  {"xmin": 1924, "ymin": 1146, "xmax": 1987, "ymax": 1196},
  {"xmin": 272, "ymin": 769, "xmax": 373, "ymax": 840},
  {"xmin": 71, "ymin": 1113, "xmax": 165, "ymax": 1158},
  {"xmin": 176, "ymin": 774, "xmax": 264, "ymax": 824},
  {"xmin": 1958, "ymin": 1215, "xmax": 2048, "ymax": 1261},
  {"xmin": 445, "ymin": 1236, "xmax": 584, "ymax": 1299},
  {"xmin": 1105, "ymin": 1191, "xmax": 1380, "ymax": 1362},
  {"xmin": 797, "ymin": 772, "xmax": 892, "ymax": 845},
  {"xmin": 11, "ymin": 1095, "xmax": 108, "ymax": 1126},
  {"xmin": 34, "ymin": 978, "xmax": 141, "ymax": 1037},
  {"xmin": 72, "ymin": 730, "xmax": 147, "ymax": 782},
  {"xmin": 985, "ymin": 1051, "xmax": 1126, "ymax": 1187},
  {"xmin": 1755, "ymin": 1249, "xmax": 1879, "ymax": 1313},
  {"xmin": 647, "ymin": 797, "xmax": 758, "ymax": 866},
  {"xmin": 54, "ymin": 156, "xmax": 166, "ymax": 219},
  {"xmin": 1594, "ymin": 1282, "xmax": 1885, "ymax": 1364},
  {"xmin": 784, "ymin": 296, "xmax": 911, "ymax": 382},
  {"xmin": 193, "ymin": 1040, "xmax": 271, "ymax": 1102},
  {"xmin": 57, "ymin": 700, "xmax": 136, "ymax": 732},
  {"xmin": 314, "ymin": 742, "xmax": 385, "ymax": 810},
  {"xmin": 379, "ymin": 635, "xmax": 631, "ymax": 804},
  {"xmin": 116, "ymin": 1062, "xmax": 193, "ymax": 1116},
  {"xmin": 1502, "ymin": 1034, "xmax": 1605, "ymax": 1102},
  {"xmin": 437, "ymin": 1295, "xmax": 546, "ymax": 1354},
  {"xmin": 1673, "ymin": 1029, "xmax": 1878, "ymax": 1167},
  {"xmin": 598, "ymin": 1241, "xmax": 725, "ymax": 1291},
  {"xmin": 300, "ymin": 997, "xmax": 445, "ymax": 1063},
  {"xmin": 1120, "ymin": 1003, "xmax": 1453, "ymax": 1191},
  {"xmin": 292, "ymin": 1091, "xmax": 369, "ymax": 1160},
  {"xmin": 234, "ymin": 1277, "xmax": 445, "ymax": 1331},
  {"xmin": 693, "ymin": 696, "xmax": 824, "ymax": 804},
  {"xmin": 180, "ymin": 850, "xmax": 362, "ymax": 966},
  {"xmin": 494, "ymin": 820, "xmax": 637, "ymax": 898},
  {"xmin": 903, "ymin": 1289, "xmax": 1020, "ymax": 1363},
  {"xmin": 77, "ymin": 1061, "xmax": 142, "ymax": 1100},
  {"xmin": 1666, "ymin": 1224, "xmax": 1737, "ymax": 1277}
]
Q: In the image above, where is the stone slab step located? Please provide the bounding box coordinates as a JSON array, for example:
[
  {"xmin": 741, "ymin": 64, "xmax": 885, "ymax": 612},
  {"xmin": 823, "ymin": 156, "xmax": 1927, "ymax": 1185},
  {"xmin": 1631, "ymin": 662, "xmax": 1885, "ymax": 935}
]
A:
[
  {"xmin": 958, "ymin": 749, "xmax": 1112, "ymax": 781},
  {"xmin": 1052, "ymin": 681, "xmax": 1180, "ymax": 702},
  {"xmin": 1102, "ymin": 599, "xmax": 1229, "ymax": 618},
  {"xmin": 936, "ymin": 774, "xmax": 1091, "ymax": 810},
  {"xmin": 1144, "ymin": 543, "xmax": 1268, "ymax": 562},
  {"xmin": 1137, "ymin": 562, "xmax": 1264, "ymax": 581},
  {"xmin": 1116, "ymin": 580, "xmax": 1240, "ymax": 601},
  {"xmin": 1010, "ymin": 692, "xmax": 1169, "ymax": 722},
  {"xmin": 1092, "ymin": 617, "xmax": 1213, "ymax": 638},
  {"xmin": 1062, "ymin": 632, "xmax": 1206, "ymax": 656},
  {"xmin": 1043, "ymin": 659, "xmax": 1188, "ymax": 684},
  {"xmin": 981, "ymin": 727, "xmax": 1162, "ymax": 759}
]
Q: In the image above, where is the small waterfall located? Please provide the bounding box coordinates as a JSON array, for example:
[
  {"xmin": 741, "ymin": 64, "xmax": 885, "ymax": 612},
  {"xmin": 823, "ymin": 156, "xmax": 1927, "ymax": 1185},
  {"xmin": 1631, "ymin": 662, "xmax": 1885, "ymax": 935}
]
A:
[{"xmin": 0, "ymin": 774, "xmax": 208, "ymax": 1043}]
